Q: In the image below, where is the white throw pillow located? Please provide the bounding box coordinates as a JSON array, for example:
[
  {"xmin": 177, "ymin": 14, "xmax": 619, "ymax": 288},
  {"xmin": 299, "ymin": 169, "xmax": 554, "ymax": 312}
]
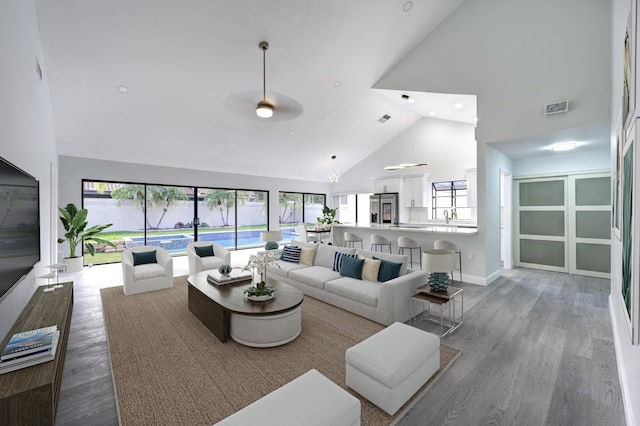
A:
[
  {"xmin": 300, "ymin": 247, "xmax": 317, "ymax": 266},
  {"xmin": 359, "ymin": 256, "xmax": 382, "ymax": 282}
]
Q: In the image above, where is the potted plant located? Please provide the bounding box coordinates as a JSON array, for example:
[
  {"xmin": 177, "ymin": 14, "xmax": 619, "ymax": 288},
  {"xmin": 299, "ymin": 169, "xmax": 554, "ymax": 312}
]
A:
[
  {"xmin": 57, "ymin": 203, "xmax": 115, "ymax": 272},
  {"xmin": 316, "ymin": 206, "xmax": 339, "ymax": 229},
  {"xmin": 242, "ymin": 251, "xmax": 281, "ymax": 301}
]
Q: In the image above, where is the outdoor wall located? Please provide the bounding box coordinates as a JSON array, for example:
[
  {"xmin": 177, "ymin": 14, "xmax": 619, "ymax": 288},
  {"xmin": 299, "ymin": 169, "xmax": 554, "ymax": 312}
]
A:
[
  {"xmin": 0, "ymin": 0, "xmax": 57, "ymax": 341},
  {"xmin": 84, "ymin": 198, "xmax": 269, "ymax": 231}
]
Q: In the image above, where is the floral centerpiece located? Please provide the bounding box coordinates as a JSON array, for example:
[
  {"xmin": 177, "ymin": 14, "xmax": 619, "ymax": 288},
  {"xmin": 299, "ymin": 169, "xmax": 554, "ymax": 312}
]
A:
[{"xmin": 242, "ymin": 250, "xmax": 281, "ymax": 299}]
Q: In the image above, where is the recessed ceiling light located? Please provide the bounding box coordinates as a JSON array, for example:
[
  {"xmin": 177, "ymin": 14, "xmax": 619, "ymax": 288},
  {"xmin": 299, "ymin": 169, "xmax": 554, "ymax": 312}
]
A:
[
  {"xmin": 551, "ymin": 142, "xmax": 577, "ymax": 152},
  {"xmin": 403, "ymin": 1, "xmax": 413, "ymax": 12},
  {"xmin": 428, "ymin": 111, "xmax": 436, "ymax": 116},
  {"xmin": 290, "ymin": 131, "xmax": 296, "ymax": 135},
  {"xmin": 454, "ymin": 103, "xmax": 463, "ymax": 109},
  {"xmin": 116, "ymin": 85, "xmax": 129, "ymax": 93},
  {"xmin": 333, "ymin": 80, "xmax": 342, "ymax": 88}
]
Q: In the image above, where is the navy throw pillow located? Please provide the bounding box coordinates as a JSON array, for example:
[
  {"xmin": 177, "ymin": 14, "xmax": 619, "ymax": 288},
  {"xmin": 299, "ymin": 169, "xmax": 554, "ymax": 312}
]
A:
[
  {"xmin": 333, "ymin": 252, "xmax": 356, "ymax": 272},
  {"xmin": 194, "ymin": 245, "xmax": 215, "ymax": 257},
  {"xmin": 340, "ymin": 256, "xmax": 364, "ymax": 280},
  {"xmin": 281, "ymin": 246, "xmax": 302, "ymax": 263},
  {"xmin": 374, "ymin": 257, "xmax": 402, "ymax": 282},
  {"xmin": 132, "ymin": 250, "xmax": 157, "ymax": 266}
]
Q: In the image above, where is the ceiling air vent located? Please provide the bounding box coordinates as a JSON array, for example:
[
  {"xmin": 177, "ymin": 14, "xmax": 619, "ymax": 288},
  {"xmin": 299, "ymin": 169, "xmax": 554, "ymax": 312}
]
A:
[
  {"xmin": 544, "ymin": 100, "xmax": 569, "ymax": 115},
  {"xmin": 378, "ymin": 114, "xmax": 391, "ymax": 123}
]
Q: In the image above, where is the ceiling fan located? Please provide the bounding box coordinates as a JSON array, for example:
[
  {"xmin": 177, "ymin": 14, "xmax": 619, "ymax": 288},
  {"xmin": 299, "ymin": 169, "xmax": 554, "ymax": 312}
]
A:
[
  {"xmin": 256, "ymin": 41, "xmax": 273, "ymax": 118},
  {"xmin": 223, "ymin": 41, "xmax": 303, "ymax": 122}
]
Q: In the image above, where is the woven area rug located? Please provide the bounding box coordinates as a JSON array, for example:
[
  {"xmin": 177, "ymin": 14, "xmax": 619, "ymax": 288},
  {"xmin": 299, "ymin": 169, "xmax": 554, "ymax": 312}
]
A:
[{"xmin": 101, "ymin": 276, "xmax": 460, "ymax": 425}]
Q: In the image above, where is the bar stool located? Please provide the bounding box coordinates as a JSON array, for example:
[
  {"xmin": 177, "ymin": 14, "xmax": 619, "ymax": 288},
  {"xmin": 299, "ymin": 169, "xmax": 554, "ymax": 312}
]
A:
[
  {"xmin": 434, "ymin": 240, "xmax": 462, "ymax": 282},
  {"xmin": 344, "ymin": 232, "xmax": 363, "ymax": 248},
  {"xmin": 370, "ymin": 234, "xmax": 392, "ymax": 253},
  {"xmin": 397, "ymin": 236, "xmax": 422, "ymax": 269}
]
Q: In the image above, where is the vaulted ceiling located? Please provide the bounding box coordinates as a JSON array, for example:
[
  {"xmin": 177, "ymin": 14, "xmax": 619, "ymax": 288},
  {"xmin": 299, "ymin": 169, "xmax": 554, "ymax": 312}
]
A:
[{"xmin": 36, "ymin": 0, "xmax": 472, "ymax": 182}]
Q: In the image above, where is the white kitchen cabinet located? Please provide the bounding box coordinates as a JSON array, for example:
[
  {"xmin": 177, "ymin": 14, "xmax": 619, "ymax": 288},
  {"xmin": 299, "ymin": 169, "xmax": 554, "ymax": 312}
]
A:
[
  {"xmin": 404, "ymin": 176, "xmax": 427, "ymax": 207},
  {"xmin": 374, "ymin": 178, "xmax": 400, "ymax": 193}
]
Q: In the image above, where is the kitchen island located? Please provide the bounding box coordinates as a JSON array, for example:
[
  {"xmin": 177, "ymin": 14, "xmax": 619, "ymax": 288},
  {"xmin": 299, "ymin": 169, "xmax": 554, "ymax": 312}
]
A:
[{"xmin": 333, "ymin": 223, "xmax": 482, "ymax": 284}]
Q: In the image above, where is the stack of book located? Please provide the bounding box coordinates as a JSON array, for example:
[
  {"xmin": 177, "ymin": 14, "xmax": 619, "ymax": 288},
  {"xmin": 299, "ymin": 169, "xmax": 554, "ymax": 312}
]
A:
[
  {"xmin": 207, "ymin": 268, "xmax": 252, "ymax": 286},
  {"xmin": 0, "ymin": 325, "xmax": 60, "ymax": 374}
]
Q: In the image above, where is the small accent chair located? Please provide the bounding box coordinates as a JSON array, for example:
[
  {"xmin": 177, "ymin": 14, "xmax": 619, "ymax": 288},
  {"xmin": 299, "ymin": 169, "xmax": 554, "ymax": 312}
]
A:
[
  {"xmin": 434, "ymin": 240, "xmax": 462, "ymax": 282},
  {"xmin": 370, "ymin": 234, "xmax": 392, "ymax": 253},
  {"xmin": 187, "ymin": 241, "xmax": 231, "ymax": 275},
  {"xmin": 397, "ymin": 236, "xmax": 422, "ymax": 269},
  {"xmin": 122, "ymin": 246, "xmax": 173, "ymax": 295},
  {"xmin": 344, "ymin": 231, "xmax": 363, "ymax": 248}
]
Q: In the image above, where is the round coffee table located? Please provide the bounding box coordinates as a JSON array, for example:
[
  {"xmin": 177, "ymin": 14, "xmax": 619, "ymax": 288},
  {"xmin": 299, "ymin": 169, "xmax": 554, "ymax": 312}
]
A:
[{"xmin": 187, "ymin": 271, "xmax": 304, "ymax": 348}]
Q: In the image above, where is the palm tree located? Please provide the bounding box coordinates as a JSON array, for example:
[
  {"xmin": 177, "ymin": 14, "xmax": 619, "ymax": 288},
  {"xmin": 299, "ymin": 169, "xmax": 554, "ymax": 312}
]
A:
[
  {"xmin": 147, "ymin": 186, "xmax": 188, "ymax": 229},
  {"xmin": 279, "ymin": 192, "xmax": 302, "ymax": 224},
  {"xmin": 204, "ymin": 190, "xmax": 247, "ymax": 227},
  {"xmin": 111, "ymin": 184, "xmax": 187, "ymax": 229}
]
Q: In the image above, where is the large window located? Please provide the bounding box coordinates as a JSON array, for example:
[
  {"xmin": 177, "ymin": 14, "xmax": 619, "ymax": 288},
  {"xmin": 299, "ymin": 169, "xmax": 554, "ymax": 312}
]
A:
[
  {"xmin": 432, "ymin": 180, "xmax": 469, "ymax": 220},
  {"xmin": 279, "ymin": 191, "xmax": 326, "ymax": 241},
  {"xmin": 82, "ymin": 180, "xmax": 268, "ymax": 265}
]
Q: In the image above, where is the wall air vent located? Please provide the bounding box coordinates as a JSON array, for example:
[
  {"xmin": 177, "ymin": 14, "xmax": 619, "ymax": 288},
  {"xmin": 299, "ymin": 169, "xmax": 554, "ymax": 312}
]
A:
[
  {"xmin": 378, "ymin": 114, "xmax": 391, "ymax": 123},
  {"xmin": 544, "ymin": 100, "xmax": 569, "ymax": 115}
]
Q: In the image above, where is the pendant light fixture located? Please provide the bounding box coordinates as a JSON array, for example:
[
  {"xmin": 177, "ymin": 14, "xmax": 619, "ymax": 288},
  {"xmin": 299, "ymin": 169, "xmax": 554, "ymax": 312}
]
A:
[
  {"xmin": 384, "ymin": 94, "xmax": 427, "ymax": 171},
  {"xmin": 256, "ymin": 41, "xmax": 274, "ymax": 118},
  {"xmin": 329, "ymin": 155, "xmax": 340, "ymax": 183}
]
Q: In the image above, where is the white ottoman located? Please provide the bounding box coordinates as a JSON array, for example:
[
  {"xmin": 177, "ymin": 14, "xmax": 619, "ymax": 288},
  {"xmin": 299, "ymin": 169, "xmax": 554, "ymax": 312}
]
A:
[
  {"xmin": 215, "ymin": 369, "xmax": 361, "ymax": 426},
  {"xmin": 345, "ymin": 322, "xmax": 440, "ymax": 415}
]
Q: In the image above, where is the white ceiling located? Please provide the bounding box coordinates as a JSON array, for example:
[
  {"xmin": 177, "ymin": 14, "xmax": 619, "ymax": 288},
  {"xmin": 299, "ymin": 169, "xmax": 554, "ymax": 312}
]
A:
[
  {"xmin": 35, "ymin": 0, "xmax": 471, "ymax": 182},
  {"xmin": 37, "ymin": 1, "xmax": 605, "ymax": 184},
  {"xmin": 487, "ymin": 122, "xmax": 611, "ymax": 160}
]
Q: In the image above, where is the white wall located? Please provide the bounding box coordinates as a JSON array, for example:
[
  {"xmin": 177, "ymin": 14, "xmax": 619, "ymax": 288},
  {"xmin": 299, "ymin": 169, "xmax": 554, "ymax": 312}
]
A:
[
  {"xmin": 0, "ymin": 0, "xmax": 57, "ymax": 341},
  {"xmin": 374, "ymin": 0, "xmax": 611, "ymax": 146},
  {"xmin": 610, "ymin": 1, "xmax": 640, "ymax": 425},
  {"xmin": 513, "ymin": 149, "xmax": 610, "ymax": 177},
  {"xmin": 332, "ymin": 117, "xmax": 476, "ymax": 194},
  {"xmin": 58, "ymin": 156, "xmax": 331, "ymax": 259},
  {"xmin": 368, "ymin": 0, "xmax": 611, "ymax": 285}
]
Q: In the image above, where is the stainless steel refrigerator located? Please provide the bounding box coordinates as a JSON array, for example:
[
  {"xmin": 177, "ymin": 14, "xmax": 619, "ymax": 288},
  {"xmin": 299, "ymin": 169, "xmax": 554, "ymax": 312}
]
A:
[{"xmin": 370, "ymin": 193, "xmax": 399, "ymax": 224}]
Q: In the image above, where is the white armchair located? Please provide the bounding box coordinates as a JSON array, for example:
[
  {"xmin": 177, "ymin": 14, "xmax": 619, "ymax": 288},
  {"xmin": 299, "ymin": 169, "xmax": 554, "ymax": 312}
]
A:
[
  {"xmin": 122, "ymin": 246, "xmax": 174, "ymax": 295},
  {"xmin": 187, "ymin": 241, "xmax": 231, "ymax": 275}
]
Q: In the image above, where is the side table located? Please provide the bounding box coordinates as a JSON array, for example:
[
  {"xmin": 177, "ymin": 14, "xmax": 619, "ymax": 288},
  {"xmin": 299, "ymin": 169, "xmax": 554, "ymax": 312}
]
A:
[{"xmin": 411, "ymin": 285, "xmax": 463, "ymax": 337}]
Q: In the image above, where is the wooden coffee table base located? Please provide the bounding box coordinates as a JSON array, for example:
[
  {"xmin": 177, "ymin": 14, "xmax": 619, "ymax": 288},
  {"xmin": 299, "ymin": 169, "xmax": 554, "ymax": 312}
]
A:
[{"xmin": 188, "ymin": 283, "xmax": 231, "ymax": 342}]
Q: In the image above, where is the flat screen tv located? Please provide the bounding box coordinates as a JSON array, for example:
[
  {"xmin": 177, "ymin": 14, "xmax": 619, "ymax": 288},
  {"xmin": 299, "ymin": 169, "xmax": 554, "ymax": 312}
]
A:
[{"xmin": 0, "ymin": 156, "xmax": 40, "ymax": 301}]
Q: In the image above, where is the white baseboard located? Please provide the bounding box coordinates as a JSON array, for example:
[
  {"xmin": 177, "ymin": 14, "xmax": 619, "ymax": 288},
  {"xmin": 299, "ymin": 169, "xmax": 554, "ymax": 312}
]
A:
[
  {"xmin": 609, "ymin": 295, "xmax": 636, "ymax": 426},
  {"xmin": 459, "ymin": 268, "xmax": 501, "ymax": 286}
]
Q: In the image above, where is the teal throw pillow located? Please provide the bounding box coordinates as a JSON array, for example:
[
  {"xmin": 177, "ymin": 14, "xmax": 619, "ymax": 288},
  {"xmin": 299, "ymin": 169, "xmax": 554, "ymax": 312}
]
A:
[
  {"xmin": 333, "ymin": 252, "xmax": 356, "ymax": 272},
  {"xmin": 374, "ymin": 257, "xmax": 402, "ymax": 282},
  {"xmin": 340, "ymin": 256, "xmax": 364, "ymax": 280},
  {"xmin": 194, "ymin": 245, "xmax": 215, "ymax": 257},
  {"xmin": 132, "ymin": 250, "xmax": 157, "ymax": 266}
]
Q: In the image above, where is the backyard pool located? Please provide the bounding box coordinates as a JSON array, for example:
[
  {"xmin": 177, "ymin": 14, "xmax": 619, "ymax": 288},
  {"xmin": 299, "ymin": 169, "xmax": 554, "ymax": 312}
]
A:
[{"xmin": 124, "ymin": 228, "xmax": 297, "ymax": 253}]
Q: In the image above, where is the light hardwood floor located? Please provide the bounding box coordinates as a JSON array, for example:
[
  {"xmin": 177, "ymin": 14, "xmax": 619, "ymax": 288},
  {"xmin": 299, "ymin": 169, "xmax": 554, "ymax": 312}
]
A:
[{"xmin": 54, "ymin": 256, "xmax": 626, "ymax": 426}]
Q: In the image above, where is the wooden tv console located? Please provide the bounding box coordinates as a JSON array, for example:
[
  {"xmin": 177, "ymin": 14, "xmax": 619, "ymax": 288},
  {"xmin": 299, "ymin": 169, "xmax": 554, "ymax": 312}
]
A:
[{"xmin": 0, "ymin": 282, "xmax": 73, "ymax": 425}]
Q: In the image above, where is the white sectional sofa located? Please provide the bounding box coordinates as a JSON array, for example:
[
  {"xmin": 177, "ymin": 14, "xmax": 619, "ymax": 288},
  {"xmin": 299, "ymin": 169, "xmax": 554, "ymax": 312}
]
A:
[{"xmin": 266, "ymin": 240, "xmax": 429, "ymax": 326}]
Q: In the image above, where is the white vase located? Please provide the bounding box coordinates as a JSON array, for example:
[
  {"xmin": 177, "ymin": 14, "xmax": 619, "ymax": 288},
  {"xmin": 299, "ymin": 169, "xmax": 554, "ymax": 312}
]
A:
[
  {"xmin": 247, "ymin": 294, "xmax": 273, "ymax": 302},
  {"xmin": 63, "ymin": 256, "xmax": 83, "ymax": 272}
]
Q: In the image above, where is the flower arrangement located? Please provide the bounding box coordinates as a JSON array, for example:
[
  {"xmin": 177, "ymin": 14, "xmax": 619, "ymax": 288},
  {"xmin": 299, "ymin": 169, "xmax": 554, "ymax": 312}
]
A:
[{"xmin": 243, "ymin": 251, "xmax": 281, "ymax": 297}]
